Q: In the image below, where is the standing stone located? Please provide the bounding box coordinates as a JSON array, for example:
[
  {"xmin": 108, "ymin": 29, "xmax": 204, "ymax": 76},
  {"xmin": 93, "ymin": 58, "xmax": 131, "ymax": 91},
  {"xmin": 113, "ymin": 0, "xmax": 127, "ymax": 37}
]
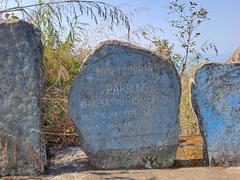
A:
[
  {"xmin": 191, "ymin": 62, "xmax": 240, "ymax": 166},
  {"xmin": 69, "ymin": 40, "xmax": 181, "ymax": 169},
  {"xmin": 0, "ymin": 20, "xmax": 45, "ymax": 175}
]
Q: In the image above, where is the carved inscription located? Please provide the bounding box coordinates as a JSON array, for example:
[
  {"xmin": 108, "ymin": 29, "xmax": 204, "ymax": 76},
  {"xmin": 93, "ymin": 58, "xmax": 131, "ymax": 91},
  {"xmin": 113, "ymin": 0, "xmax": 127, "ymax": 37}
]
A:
[
  {"xmin": 82, "ymin": 68, "xmax": 164, "ymax": 125},
  {"xmin": 105, "ymin": 82, "xmax": 163, "ymax": 95},
  {"xmin": 79, "ymin": 64, "xmax": 167, "ymax": 126},
  {"xmin": 95, "ymin": 63, "xmax": 164, "ymax": 76},
  {"xmin": 80, "ymin": 96, "xmax": 163, "ymax": 108},
  {"xmin": 80, "ymin": 110, "xmax": 137, "ymax": 121}
]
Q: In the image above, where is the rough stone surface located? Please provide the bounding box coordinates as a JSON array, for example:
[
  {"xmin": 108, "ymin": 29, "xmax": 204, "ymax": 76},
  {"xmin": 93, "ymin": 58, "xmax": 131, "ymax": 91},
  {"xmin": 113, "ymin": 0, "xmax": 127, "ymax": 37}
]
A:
[
  {"xmin": 227, "ymin": 48, "xmax": 240, "ymax": 63},
  {"xmin": 0, "ymin": 20, "xmax": 45, "ymax": 175},
  {"xmin": 191, "ymin": 62, "xmax": 240, "ymax": 166},
  {"xmin": 69, "ymin": 40, "xmax": 181, "ymax": 169}
]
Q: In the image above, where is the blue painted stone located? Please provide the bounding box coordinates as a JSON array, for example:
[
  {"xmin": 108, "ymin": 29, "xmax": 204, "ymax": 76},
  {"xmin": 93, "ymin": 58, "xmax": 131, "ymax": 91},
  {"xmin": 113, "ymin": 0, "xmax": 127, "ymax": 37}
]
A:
[
  {"xmin": 69, "ymin": 40, "xmax": 181, "ymax": 169},
  {"xmin": 191, "ymin": 62, "xmax": 240, "ymax": 166}
]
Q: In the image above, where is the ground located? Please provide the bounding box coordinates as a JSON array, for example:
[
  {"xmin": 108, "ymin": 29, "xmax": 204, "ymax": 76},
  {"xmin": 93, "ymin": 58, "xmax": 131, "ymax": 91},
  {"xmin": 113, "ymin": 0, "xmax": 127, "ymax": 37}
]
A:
[
  {"xmin": 5, "ymin": 135, "xmax": 237, "ymax": 179},
  {"xmin": 175, "ymin": 135, "xmax": 203, "ymax": 167},
  {"xmin": 2, "ymin": 135, "xmax": 240, "ymax": 179},
  {"xmin": 46, "ymin": 167, "xmax": 240, "ymax": 180}
]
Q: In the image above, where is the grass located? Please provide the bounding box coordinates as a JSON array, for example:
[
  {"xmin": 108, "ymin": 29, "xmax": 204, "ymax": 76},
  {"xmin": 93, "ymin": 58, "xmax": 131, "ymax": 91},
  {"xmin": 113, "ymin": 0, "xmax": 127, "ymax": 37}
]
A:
[{"xmin": 42, "ymin": 47, "xmax": 89, "ymax": 150}]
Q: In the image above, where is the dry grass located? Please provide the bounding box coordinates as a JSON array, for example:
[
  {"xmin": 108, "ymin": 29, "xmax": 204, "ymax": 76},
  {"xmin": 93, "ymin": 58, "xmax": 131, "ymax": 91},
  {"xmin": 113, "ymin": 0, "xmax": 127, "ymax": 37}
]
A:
[
  {"xmin": 42, "ymin": 48, "xmax": 90, "ymax": 151},
  {"xmin": 180, "ymin": 75, "xmax": 200, "ymax": 135},
  {"xmin": 42, "ymin": 87, "xmax": 80, "ymax": 147}
]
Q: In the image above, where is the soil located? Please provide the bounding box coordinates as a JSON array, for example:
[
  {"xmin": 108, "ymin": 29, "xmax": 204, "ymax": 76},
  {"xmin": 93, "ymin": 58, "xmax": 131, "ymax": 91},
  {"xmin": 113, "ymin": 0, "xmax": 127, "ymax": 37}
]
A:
[
  {"xmin": 175, "ymin": 135, "xmax": 203, "ymax": 167},
  {"xmin": 1, "ymin": 135, "xmax": 205, "ymax": 179},
  {"xmin": 3, "ymin": 135, "xmax": 240, "ymax": 180}
]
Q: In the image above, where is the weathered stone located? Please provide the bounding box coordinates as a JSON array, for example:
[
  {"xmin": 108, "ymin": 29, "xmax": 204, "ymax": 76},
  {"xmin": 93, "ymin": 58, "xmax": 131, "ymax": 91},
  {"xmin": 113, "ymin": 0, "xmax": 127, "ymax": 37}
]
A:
[
  {"xmin": 0, "ymin": 20, "xmax": 45, "ymax": 175},
  {"xmin": 227, "ymin": 48, "xmax": 240, "ymax": 63},
  {"xmin": 69, "ymin": 40, "xmax": 181, "ymax": 169},
  {"xmin": 191, "ymin": 62, "xmax": 240, "ymax": 166}
]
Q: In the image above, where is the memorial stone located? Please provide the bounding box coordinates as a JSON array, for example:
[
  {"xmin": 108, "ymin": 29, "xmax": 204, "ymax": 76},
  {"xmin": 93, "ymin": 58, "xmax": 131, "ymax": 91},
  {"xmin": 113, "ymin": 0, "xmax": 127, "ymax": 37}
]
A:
[{"xmin": 69, "ymin": 40, "xmax": 181, "ymax": 169}]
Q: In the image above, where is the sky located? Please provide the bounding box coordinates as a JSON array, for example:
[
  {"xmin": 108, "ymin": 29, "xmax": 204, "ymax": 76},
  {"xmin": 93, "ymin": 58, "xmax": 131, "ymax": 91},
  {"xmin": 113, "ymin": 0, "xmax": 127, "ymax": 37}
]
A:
[
  {"xmin": 103, "ymin": 0, "xmax": 240, "ymax": 61},
  {"xmin": 5, "ymin": 0, "xmax": 240, "ymax": 62}
]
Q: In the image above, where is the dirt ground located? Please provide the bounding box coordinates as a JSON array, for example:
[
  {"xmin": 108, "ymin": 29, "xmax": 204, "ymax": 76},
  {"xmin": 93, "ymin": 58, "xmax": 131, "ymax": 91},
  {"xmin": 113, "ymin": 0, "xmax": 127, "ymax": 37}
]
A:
[
  {"xmin": 2, "ymin": 135, "xmax": 240, "ymax": 180},
  {"xmin": 46, "ymin": 135, "xmax": 204, "ymax": 168},
  {"xmin": 175, "ymin": 135, "xmax": 203, "ymax": 167},
  {"xmin": 46, "ymin": 167, "xmax": 240, "ymax": 180},
  {"xmin": 1, "ymin": 135, "xmax": 208, "ymax": 179}
]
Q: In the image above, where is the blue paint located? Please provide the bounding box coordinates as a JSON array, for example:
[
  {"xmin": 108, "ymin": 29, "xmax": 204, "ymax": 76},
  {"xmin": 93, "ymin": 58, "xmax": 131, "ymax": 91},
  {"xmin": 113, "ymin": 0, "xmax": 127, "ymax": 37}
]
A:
[{"xmin": 192, "ymin": 63, "xmax": 240, "ymax": 166}]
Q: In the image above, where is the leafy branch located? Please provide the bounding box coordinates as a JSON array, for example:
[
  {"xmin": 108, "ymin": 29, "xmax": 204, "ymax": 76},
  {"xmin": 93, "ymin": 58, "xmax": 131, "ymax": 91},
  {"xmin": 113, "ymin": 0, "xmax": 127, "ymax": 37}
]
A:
[{"xmin": 168, "ymin": 0, "xmax": 218, "ymax": 75}]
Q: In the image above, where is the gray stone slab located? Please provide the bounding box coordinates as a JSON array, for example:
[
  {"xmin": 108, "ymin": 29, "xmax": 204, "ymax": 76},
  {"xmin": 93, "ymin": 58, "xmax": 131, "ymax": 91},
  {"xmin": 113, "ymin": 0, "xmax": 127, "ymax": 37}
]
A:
[
  {"xmin": 191, "ymin": 62, "xmax": 240, "ymax": 166},
  {"xmin": 69, "ymin": 40, "xmax": 181, "ymax": 169},
  {"xmin": 0, "ymin": 20, "xmax": 45, "ymax": 175}
]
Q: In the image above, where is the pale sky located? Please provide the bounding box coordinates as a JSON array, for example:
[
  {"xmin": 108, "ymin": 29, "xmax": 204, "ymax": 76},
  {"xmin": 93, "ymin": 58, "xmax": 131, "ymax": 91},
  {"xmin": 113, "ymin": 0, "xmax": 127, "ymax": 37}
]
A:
[
  {"xmin": 104, "ymin": 0, "xmax": 240, "ymax": 61},
  {"xmin": 4, "ymin": 0, "xmax": 240, "ymax": 61}
]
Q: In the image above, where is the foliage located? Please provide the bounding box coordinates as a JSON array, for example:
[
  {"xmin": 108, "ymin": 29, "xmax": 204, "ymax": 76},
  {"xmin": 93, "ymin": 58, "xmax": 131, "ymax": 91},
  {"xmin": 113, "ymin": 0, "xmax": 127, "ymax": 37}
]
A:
[
  {"xmin": 168, "ymin": 0, "xmax": 218, "ymax": 75},
  {"xmin": 43, "ymin": 40, "xmax": 83, "ymax": 87},
  {"xmin": 151, "ymin": 39, "xmax": 174, "ymax": 60},
  {"xmin": 141, "ymin": 29, "xmax": 182, "ymax": 69},
  {"xmin": 152, "ymin": 39, "xmax": 182, "ymax": 66},
  {"xmin": 0, "ymin": 0, "xmax": 130, "ymax": 38}
]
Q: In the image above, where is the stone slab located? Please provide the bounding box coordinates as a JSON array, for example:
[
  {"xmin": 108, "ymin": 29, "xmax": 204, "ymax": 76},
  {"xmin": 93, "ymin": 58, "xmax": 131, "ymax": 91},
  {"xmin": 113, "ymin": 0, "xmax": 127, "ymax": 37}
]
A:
[
  {"xmin": 0, "ymin": 20, "xmax": 45, "ymax": 175},
  {"xmin": 191, "ymin": 62, "xmax": 240, "ymax": 166},
  {"xmin": 69, "ymin": 40, "xmax": 181, "ymax": 169}
]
